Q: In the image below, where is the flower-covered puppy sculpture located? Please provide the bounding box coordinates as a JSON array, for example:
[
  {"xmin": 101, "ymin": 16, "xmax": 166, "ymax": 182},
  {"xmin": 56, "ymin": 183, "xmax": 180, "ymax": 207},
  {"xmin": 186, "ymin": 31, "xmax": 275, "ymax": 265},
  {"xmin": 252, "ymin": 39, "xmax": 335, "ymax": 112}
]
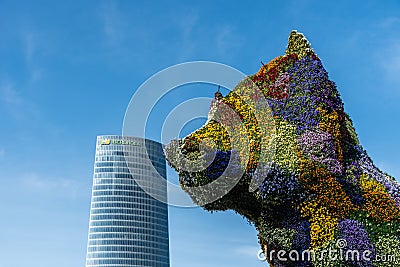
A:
[{"xmin": 164, "ymin": 31, "xmax": 400, "ymax": 267}]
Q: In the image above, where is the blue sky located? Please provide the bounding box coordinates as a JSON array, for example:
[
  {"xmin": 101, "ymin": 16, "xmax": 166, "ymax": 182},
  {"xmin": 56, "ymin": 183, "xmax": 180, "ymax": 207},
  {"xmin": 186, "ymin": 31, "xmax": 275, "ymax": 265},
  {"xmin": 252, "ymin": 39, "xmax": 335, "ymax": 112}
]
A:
[{"xmin": 0, "ymin": 1, "xmax": 399, "ymax": 266}]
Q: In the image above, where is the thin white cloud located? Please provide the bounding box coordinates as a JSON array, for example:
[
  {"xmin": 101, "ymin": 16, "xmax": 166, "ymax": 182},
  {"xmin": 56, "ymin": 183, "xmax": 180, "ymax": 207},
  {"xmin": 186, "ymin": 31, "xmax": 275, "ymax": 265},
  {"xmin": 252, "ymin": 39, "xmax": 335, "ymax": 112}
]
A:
[
  {"xmin": 1, "ymin": 83, "xmax": 23, "ymax": 105},
  {"xmin": 23, "ymin": 31, "xmax": 35, "ymax": 64},
  {"xmin": 181, "ymin": 13, "xmax": 198, "ymax": 41},
  {"xmin": 0, "ymin": 82, "xmax": 39, "ymax": 120},
  {"xmin": 20, "ymin": 173, "xmax": 85, "ymax": 198},
  {"xmin": 0, "ymin": 29, "xmax": 45, "ymax": 120},
  {"xmin": 30, "ymin": 67, "xmax": 44, "ymax": 82},
  {"xmin": 374, "ymin": 17, "xmax": 400, "ymax": 86},
  {"xmin": 380, "ymin": 17, "xmax": 400, "ymax": 28},
  {"xmin": 380, "ymin": 42, "xmax": 400, "ymax": 85},
  {"xmin": 98, "ymin": 2, "xmax": 125, "ymax": 47},
  {"xmin": 0, "ymin": 148, "xmax": 5, "ymax": 159},
  {"xmin": 177, "ymin": 13, "xmax": 199, "ymax": 59},
  {"xmin": 215, "ymin": 25, "xmax": 243, "ymax": 56},
  {"xmin": 19, "ymin": 28, "xmax": 45, "ymax": 82},
  {"xmin": 233, "ymin": 245, "xmax": 260, "ymax": 257}
]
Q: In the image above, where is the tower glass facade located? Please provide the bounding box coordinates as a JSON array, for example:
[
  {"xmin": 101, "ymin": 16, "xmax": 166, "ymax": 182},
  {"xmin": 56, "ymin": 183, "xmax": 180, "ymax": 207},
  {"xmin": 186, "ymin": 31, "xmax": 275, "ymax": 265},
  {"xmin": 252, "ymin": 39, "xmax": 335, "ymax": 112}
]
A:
[{"xmin": 86, "ymin": 136, "xmax": 170, "ymax": 267}]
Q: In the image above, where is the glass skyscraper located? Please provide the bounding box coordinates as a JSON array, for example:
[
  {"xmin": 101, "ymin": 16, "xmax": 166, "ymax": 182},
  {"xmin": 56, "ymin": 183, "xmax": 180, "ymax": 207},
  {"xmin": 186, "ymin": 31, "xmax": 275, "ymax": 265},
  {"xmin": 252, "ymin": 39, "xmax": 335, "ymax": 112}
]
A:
[{"xmin": 86, "ymin": 135, "xmax": 170, "ymax": 267}]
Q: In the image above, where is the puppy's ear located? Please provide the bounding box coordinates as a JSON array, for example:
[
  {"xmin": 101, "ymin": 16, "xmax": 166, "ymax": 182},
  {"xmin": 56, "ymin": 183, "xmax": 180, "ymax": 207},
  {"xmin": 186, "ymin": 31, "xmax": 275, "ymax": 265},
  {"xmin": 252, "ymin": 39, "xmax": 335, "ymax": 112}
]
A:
[{"xmin": 285, "ymin": 30, "xmax": 316, "ymax": 59}]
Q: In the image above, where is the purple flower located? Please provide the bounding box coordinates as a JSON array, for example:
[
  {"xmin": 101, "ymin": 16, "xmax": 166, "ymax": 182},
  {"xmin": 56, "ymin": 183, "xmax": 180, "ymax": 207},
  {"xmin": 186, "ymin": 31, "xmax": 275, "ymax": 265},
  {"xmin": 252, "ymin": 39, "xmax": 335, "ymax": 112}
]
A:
[
  {"xmin": 259, "ymin": 163, "xmax": 301, "ymax": 202},
  {"xmin": 268, "ymin": 56, "xmax": 344, "ymax": 134},
  {"xmin": 297, "ymin": 129, "xmax": 343, "ymax": 175},
  {"xmin": 338, "ymin": 219, "xmax": 375, "ymax": 266}
]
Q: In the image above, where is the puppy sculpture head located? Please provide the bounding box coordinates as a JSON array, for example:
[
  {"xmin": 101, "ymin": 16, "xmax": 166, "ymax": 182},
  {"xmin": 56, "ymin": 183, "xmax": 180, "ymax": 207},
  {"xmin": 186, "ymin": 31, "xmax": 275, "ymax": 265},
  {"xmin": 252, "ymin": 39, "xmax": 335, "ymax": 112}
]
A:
[{"xmin": 164, "ymin": 31, "xmax": 400, "ymax": 266}]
